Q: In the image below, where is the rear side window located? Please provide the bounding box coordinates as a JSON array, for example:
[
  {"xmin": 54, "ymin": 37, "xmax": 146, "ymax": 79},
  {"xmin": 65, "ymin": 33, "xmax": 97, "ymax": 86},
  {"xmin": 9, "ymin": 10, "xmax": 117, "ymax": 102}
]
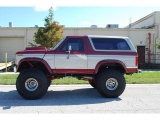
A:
[{"xmin": 91, "ymin": 38, "xmax": 130, "ymax": 50}]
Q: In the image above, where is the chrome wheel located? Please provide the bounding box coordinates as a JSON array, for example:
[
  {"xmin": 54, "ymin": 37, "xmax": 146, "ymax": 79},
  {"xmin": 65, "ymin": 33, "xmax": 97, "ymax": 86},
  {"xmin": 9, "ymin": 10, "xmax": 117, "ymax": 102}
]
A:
[
  {"xmin": 106, "ymin": 78, "xmax": 118, "ymax": 90},
  {"xmin": 25, "ymin": 78, "xmax": 38, "ymax": 91}
]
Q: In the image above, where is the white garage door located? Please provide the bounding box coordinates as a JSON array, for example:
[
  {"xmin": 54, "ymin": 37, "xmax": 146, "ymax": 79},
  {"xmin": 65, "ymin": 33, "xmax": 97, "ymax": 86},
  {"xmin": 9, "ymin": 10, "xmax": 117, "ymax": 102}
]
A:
[{"xmin": 0, "ymin": 37, "xmax": 24, "ymax": 62}]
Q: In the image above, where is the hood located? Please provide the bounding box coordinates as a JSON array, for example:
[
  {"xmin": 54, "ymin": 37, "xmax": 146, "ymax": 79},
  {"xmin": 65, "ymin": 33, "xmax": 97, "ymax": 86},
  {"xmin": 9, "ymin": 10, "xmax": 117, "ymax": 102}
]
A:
[{"xmin": 16, "ymin": 47, "xmax": 48, "ymax": 54}]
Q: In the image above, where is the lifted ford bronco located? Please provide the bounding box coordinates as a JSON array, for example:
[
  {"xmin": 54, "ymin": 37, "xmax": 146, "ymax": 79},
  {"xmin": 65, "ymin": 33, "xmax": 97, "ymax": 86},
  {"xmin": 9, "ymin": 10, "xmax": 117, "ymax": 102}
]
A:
[{"xmin": 15, "ymin": 35, "xmax": 138, "ymax": 100}]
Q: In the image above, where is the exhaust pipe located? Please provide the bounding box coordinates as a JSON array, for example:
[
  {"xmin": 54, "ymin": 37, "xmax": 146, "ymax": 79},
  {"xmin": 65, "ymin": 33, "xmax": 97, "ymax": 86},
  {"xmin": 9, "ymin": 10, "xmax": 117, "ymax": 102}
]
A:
[{"xmin": 81, "ymin": 76, "xmax": 94, "ymax": 81}]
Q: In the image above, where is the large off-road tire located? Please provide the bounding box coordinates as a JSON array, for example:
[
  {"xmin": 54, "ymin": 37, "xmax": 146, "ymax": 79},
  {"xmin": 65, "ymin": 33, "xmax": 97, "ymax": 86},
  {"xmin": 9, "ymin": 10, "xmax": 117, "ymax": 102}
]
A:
[
  {"xmin": 89, "ymin": 80, "xmax": 96, "ymax": 89},
  {"xmin": 16, "ymin": 69, "xmax": 48, "ymax": 100},
  {"xmin": 96, "ymin": 69, "xmax": 126, "ymax": 98},
  {"xmin": 47, "ymin": 80, "xmax": 52, "ymax": 87}
]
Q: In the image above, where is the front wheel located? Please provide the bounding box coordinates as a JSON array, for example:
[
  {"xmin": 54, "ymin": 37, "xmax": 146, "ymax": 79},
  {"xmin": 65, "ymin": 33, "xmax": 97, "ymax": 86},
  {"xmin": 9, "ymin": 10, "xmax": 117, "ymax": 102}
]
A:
[
  {"xmin": 96, "ymin": 69, "xmax": 126, "ymax": 98},
  {"xmin": 16, "ymin": 69, "xmax": 48, "ymax": 100}
]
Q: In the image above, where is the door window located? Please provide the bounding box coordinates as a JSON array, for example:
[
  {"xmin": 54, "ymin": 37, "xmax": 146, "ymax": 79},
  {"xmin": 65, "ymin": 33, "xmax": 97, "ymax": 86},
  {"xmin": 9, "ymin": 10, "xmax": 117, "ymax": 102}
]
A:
[{"xmin": 60, "ymin": 38, "xmax": 84, "ymax": 51}]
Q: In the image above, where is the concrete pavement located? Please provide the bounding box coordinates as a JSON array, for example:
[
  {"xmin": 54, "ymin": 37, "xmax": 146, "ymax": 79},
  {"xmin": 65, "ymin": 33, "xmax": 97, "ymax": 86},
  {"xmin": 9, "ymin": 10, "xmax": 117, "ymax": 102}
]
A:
[{"xmin": 0, "ymin": 84, "xmax": 160, "ymax": 113}]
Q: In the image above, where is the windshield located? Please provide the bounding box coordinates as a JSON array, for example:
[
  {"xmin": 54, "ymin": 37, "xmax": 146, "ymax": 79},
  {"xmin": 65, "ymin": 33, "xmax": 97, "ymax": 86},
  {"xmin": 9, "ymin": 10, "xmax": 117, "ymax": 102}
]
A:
[{"xmin": 52, "ymin": 37, "xmax": 66, "ymax": 50}]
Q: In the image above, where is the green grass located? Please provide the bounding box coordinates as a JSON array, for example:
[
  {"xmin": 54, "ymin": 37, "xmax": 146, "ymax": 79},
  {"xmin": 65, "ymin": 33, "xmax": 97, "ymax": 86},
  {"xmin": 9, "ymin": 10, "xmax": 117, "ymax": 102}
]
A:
[
  {"xmin": 0, "ymin": 74, "xmax": 89, "ymax": 85},
  {"xmin": 53, "ymin": 77, "xmax": 88, "ymax": 84},
  {"xmin": 0, "ymin": 74, "xmax": 18, "ymax": 85},
  {"xmin": 125, "ymin": 72, "xmax": 160, "ymax": 84},
  {"xmin": 0, "ymin": 72, "xmax": 160, "ymax": 85}
]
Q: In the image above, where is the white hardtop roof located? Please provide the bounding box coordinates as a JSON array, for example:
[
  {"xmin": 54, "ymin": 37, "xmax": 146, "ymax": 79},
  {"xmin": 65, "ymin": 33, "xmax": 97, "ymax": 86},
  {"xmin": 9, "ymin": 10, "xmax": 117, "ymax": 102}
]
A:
[{"xmin": 87, "ymin": 35, "xmax": 128, "ymax": 39}]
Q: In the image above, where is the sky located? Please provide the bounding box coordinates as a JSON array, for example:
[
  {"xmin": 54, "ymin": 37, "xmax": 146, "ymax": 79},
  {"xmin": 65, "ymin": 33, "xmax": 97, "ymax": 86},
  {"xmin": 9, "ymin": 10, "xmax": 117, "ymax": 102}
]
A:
[{"xmin": 0, "ymin": 0, "xmax": 160, "ymax": 28}]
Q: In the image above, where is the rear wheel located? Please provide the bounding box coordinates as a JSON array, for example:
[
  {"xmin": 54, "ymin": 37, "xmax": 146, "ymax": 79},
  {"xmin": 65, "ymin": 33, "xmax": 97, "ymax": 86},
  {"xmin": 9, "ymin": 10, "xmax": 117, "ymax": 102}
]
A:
[
  {"xmin": 16, "ymin": 69, "xmax": 48, "ymax": 100},
  {"xmin": 89, "ymin": 80, "xmax": 96, "ymax": 88},
  {"xmin": 96, "ymin": 69, "xmax": 126, "ymax": 98}
]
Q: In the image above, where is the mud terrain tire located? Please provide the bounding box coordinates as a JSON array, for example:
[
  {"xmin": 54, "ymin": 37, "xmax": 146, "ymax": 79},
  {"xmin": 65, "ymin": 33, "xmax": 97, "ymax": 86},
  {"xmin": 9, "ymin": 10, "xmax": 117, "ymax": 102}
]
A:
[
  {"xmin": 16, "ymin": 69, "xmax": 48, "ymax": 100},
  {"xmin": 96, "ymin": 69, "xmax": 126, "ymax": 98}
]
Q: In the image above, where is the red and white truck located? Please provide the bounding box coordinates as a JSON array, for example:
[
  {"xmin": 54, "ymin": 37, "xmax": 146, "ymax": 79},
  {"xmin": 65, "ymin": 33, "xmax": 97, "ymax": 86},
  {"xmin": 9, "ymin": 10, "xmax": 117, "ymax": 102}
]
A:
[{"xmin": 15, "ymin": 35, "xmax": 138, "ymax": 100}]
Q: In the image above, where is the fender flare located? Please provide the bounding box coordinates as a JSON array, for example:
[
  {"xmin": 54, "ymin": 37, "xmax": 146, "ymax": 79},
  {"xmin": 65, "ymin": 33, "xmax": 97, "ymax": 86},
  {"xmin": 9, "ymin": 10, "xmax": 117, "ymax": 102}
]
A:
[
  {"xmin": 17, "ymin": 57, "xmax": 52, "ymax": 74},
  {"xmin": 94, "ymin": 59, "xmax": 127, "ymax": 74}
]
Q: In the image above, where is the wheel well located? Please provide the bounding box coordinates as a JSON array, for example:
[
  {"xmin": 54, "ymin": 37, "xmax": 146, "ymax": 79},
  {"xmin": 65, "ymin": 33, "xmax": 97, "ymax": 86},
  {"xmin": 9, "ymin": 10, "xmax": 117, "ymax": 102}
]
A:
[
  {"xmin": 17, "ymin": 61, "xmax": 51, "ymax": 75},
  {"xmin": 97, "ymin": 63, "xmax": 125, "ymax": 74}
]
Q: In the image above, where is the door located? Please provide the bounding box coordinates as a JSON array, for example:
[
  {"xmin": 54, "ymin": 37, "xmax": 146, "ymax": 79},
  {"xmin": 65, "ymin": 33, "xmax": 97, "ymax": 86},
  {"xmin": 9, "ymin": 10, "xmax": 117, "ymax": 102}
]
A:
[
  {"xmin": 137, "ymin": 46, "xmax": 145, "ymax": 63},
  {"xmin": 54, "ymin": 37, "xmax": 87, "ymax": 74}
]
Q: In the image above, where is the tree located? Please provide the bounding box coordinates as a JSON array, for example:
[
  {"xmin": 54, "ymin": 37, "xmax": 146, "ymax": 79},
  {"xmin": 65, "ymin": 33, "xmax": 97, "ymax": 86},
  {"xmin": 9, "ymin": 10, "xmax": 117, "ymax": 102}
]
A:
[{"xmin": 29, "ymin": 7, "xmax": 63, "ymax": 49}]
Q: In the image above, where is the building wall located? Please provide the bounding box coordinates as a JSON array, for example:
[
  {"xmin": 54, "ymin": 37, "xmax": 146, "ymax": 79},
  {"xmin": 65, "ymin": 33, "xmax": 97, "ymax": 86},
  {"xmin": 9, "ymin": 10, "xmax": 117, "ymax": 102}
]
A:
[
  {"xmin": 130, "ymin": 12, "xmax": 160, "ymax": 63},
  {"xmin": 131, "ymin": 12, "xmax": 160, "ymax": 29},
  {"xmin": 0, "ymin": 37, "xmax": 24, "ymax": 62},
  {"xmin": 155, "ymin": 12, "xmax": 160, "ymax": 24},
  {"xmin": 131, "ymin": 15, "xmax": 155, "ymax": 28},
  {"xmin": 0, "ymin": 27, "xmax": 158, "ymax": 63}
]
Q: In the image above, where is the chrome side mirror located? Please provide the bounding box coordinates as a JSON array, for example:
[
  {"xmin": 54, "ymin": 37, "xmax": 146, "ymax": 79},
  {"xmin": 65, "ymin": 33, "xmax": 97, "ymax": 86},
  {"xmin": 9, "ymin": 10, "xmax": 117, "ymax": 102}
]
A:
[
  {"xmin": 67, "ymin": 45, "xmax": 71, "ymax": 59},
  {"xmin": 68, "ymin": 45, "xmax": 72, "ymax": 51}
]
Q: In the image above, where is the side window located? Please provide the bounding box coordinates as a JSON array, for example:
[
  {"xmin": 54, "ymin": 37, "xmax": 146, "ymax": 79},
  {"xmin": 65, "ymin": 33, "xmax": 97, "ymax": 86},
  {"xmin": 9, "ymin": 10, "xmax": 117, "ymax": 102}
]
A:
[
  {"xmin": 117, "ymin": 41, "xmax": 130, "ymax": 50},
  {"xmin": 91, "ymin": 38, "xmax": 130, "ymax": 50},
  {"xmin": 91, "ymin": 39, "xmax": 114, "ymax": 50},
  {"xmin": 60, "ymin": 38, "xmax": 84, "ymax": 51}
]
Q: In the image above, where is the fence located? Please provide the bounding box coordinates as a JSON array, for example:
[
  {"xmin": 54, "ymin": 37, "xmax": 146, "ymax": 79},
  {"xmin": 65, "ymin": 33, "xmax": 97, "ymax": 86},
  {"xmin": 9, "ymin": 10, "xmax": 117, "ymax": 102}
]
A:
[{"xmin": 138, "ymin": 53, "xmax": 160, "ymax": 69}]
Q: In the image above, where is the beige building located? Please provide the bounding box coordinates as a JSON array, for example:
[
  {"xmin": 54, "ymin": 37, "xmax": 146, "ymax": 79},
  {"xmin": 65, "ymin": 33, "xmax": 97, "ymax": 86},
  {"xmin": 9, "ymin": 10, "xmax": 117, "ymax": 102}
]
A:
[
  {"xmin": 130, "ymin": 11, "xmax": 160, "ymax": 64},
  {"xmin": 0, "ymin": 11, "xmax": 160, "ymax": 65}
]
